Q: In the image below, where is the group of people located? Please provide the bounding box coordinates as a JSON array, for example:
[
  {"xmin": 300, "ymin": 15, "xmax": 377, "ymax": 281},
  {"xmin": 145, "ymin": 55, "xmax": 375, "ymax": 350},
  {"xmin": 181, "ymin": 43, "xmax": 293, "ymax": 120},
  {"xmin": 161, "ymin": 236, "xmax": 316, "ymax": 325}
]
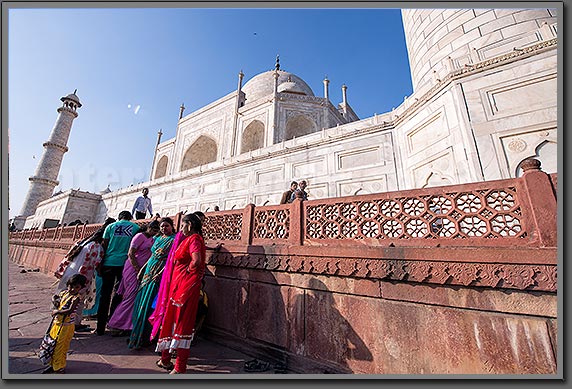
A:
[
  {"xmin": 43, "ymin": 191, "xmax": 210, "ymax": 374},
  {"xmin": 41, "ymin": 180, "xmax": 310, "ymax": 374},
  {"xmin": 280, "ymin": 180, "xmax": 308, "ymax": 204}
]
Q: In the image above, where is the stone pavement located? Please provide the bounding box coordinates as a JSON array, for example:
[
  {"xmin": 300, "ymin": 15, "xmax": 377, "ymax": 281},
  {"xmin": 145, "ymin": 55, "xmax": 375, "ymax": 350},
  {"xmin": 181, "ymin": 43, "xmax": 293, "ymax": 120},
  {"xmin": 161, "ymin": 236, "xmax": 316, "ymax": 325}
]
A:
[{"xmin": 7, "ymin": 259, "xmax": 285, "ymax": 376}]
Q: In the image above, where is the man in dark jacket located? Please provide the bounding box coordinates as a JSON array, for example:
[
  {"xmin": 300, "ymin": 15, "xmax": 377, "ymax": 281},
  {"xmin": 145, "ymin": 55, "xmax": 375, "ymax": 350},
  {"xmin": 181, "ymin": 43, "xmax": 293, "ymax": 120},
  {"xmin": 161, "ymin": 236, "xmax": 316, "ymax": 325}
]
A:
[{"xmin": 280, "ymin": 181, "xmax": 298, "ymax": 204}]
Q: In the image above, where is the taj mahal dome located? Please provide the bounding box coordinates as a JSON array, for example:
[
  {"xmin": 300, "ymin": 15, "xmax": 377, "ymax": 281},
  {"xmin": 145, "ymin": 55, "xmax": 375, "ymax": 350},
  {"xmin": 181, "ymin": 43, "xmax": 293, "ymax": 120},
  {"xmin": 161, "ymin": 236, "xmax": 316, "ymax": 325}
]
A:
[{"xmin": 15, "ymin": 8, "xmax": 558, "ymax": 229}]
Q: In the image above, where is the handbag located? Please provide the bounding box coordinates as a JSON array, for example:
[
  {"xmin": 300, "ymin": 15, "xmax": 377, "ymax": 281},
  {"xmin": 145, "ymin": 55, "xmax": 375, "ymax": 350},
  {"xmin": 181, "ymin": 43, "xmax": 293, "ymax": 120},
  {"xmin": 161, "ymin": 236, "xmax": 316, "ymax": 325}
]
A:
[
  {"xmin": 151, "ymin": 294, "xmax": 158, "ymax": 309},
  {"xmin": 38, "ymin": 315, "xmax": 66, "ymax": 365}
]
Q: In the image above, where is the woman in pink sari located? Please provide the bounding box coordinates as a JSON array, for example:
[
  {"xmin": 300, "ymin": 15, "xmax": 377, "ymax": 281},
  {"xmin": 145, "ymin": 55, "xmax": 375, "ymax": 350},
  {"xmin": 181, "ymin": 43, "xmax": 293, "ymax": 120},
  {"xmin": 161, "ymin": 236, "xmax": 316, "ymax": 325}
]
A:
[
  {"xmin": 151, "ymin": 213, "xmax": 205, "ymax": 374},
  {"xmin": 107, "ymin": 221, "xmax": 160, "ymax": 336}
]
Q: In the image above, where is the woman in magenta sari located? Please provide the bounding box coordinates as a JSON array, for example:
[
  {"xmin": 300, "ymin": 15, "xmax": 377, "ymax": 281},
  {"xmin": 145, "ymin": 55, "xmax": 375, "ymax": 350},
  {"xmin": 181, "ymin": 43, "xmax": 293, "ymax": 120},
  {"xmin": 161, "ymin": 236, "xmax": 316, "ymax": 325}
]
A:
[
  {"xmin": 148, "ymin": 213, "xmax": 207, "ymax": 342},
  {"xmin": 107, "ymin": 220, "xmax": 160, "ymax": 336},
  {"xmin": 152, "ymin": 213, "xmax": 206, "ymax": 374}
]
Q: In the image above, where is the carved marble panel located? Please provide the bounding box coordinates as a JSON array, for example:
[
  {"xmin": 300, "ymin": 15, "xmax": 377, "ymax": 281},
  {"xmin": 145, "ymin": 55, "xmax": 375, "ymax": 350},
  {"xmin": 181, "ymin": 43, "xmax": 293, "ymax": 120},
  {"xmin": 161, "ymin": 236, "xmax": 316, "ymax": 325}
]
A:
[
  {"xmin": 483, "ymin": 74, "xmax": 557, "ymax": 120},
  {"xmin": 254, "ymin": 193, "xmax": 282, "ymax": 206},
  {"xmin": 182, "ymin": 186, "xmax": 200, "ymax": 198},
  {"xmin": 284, "ymin": 109, "xmax": 320, "ymax": 123},
  {"xmin": 292, "ymin": 158, "xmax": 326, "ymax": 178},
  {"xmin": 242, "ymin": 114, "xmax": 267, "ymax": 129},
  {"xmin": 256, "ymin": 166, "xmax": 284, "ymax": 185},
  {"xmin": 165, "ymin": 189, "xmax": 180, "ymax": 201},
  {"xmin": 500, "ymin": 128, "xmax": 557, "ymax": 176},
  {"xmin": 202, "ymin": 180, "xmax": 222, "ymax": 195},
  {"xmin": 337, "ymin": 176, "xmax": 388, "ymax": 197},
  {"xmin": 161, "ymin": 207, "xmax": 177, "ymax": 217},
  {"xmin": 227, "ymin": 174, "xmax": 250, "ymax": 191},
  {"xmin": 306, "ymin": 183, "xmax": 328, "ymax": 200},
  {"xmin": 412, "ymin": 148, "xmax": 457, "ymax": 187},
  {"xmin": 336, "ymin": 147, "xmax": 383, "ymax": 171},
  {"xmin": 224, "ymin": 196, "xmax": 248, "ymax": 210},
  {"xmin": 477, "ymin": 31, "xmax": 542, "ymax": 60},
  {"xmin": 406, "ymin": 110, "xmax": 450, "ymax": 156}
]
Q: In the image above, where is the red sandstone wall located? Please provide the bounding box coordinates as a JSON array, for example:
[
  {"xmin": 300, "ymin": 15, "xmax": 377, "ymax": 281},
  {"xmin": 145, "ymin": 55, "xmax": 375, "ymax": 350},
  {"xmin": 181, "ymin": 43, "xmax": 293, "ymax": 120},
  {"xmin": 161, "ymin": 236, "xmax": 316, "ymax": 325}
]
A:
[
  {"xmin": 201, "ymin": 246, "xmax": 556, "ymax": 374},
  {"xmin": 9, "ymin": 163, "xmax": 557, "ymax": 374}
]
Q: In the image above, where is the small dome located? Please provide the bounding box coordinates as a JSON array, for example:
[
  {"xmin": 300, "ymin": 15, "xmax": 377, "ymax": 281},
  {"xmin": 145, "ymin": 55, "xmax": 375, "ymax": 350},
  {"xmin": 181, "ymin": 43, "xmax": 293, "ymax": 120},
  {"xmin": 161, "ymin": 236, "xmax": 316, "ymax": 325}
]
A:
[
  {"xmin": 61, "ymin": 91, "xmax": 82, "ymax": 107},
  {"xmin": 99, "ymin": 186, "xmax": 111, "ymax": 194},
  {"xmin": 242, "ymin": 70, "xmax": 314, "ymax": 103},
  {"xmin": 277, "ymin": 81, "xmax": 308, "ymax": 95}
]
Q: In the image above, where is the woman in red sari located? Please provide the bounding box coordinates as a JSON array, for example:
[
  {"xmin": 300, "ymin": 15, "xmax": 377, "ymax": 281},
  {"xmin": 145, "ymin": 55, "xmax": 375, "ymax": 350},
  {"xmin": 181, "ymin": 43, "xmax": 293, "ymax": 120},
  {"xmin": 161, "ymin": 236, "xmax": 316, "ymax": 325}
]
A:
[{"xmin": 155, "ymin": 213, "xmax": 206, "ymax": 374}]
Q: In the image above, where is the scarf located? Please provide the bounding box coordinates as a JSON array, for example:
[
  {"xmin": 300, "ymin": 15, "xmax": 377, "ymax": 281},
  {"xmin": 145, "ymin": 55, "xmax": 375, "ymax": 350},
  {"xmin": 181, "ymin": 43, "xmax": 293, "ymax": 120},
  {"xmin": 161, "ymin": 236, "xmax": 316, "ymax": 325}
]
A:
[{"xmin": 148, "ymin": 231, "xmax": 185, "ymax": 340}]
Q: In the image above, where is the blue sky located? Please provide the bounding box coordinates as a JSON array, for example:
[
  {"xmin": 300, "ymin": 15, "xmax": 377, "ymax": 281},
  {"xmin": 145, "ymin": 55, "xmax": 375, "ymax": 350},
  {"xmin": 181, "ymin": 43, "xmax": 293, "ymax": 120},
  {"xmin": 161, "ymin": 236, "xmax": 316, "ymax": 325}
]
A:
[{"xmin": 8, "ymin": 7, "xmax": 413, "ymax": 219}]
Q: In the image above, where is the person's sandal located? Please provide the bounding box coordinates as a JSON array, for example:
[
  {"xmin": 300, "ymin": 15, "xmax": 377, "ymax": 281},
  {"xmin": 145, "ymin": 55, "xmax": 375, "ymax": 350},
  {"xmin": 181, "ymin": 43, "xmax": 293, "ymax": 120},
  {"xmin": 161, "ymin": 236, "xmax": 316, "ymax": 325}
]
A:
[
  {"xmin": 156, "ymin": 359, "xmax": 174, "ymax": 371},
  {"xmin": 244, "ymin": 359, "xmax": 270, "ymax": 372},
  {"xmin": 169, "ymin": 369, "xmax": 182, "ymax": 374},
  {"xmin": 274, "ymin": 362, "xmax": 287, "ymax": 374}
]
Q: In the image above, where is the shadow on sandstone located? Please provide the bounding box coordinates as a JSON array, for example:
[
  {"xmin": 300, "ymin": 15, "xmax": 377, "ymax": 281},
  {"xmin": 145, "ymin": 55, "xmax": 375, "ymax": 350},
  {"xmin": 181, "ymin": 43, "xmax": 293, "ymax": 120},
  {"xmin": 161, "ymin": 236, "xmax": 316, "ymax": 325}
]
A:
[
  {"xmin": 202, "ymin": 245, "xmax": 290, "ymax": 373},
  {"xmin": 292, "ymin": 278, "xmax": 373, "ymax": 373}
]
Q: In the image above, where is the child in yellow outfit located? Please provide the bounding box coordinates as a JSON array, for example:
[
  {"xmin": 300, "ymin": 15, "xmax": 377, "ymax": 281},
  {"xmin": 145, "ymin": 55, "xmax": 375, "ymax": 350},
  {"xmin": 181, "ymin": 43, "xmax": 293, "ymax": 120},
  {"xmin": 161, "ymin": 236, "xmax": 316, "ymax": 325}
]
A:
[{"xmin": 42, "ymin": 274, "xmax": 87, "ymax": 374}]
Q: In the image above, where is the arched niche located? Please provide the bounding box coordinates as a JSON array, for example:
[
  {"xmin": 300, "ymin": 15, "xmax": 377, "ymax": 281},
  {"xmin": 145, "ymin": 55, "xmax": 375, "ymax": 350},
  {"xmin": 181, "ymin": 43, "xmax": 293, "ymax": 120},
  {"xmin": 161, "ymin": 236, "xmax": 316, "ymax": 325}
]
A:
[
  {"xmin": 284, "ymin": 115, "xmax": 317, "ymax": 141},
  {"xmin": 154, "ymin": 155, "xmax": 168, "ymax": 179},
  {"xmin": 421, "ymin": 171, "xmax": 454, "ymax": 188},
  {"xmin": 515, "ymin": 140, "xmax": 557, "ymax": 177},
  {"xmin": 180, "ymin": 135, "xmax": 218, "ymax": 171},
  {"xmin": 241, "ymin": 120, "xmax": 265, "ymax": 154}
]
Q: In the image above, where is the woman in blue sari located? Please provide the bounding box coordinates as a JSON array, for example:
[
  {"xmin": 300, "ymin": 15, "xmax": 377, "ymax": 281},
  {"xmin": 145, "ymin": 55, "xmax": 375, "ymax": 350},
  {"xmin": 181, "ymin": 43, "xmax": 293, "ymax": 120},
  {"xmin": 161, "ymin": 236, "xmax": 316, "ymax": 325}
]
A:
[{"xmin": 128, "ymin": 217, "xmax": 175, "ymax": 349}]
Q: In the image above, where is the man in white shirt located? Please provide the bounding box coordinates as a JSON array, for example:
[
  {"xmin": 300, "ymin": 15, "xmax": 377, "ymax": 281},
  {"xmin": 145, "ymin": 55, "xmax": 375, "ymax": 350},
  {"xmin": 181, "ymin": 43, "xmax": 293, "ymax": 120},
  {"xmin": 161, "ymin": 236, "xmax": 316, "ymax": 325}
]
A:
[{"xmin": 132, "ymin": 188, "xmax": 153, "ymax": 219}]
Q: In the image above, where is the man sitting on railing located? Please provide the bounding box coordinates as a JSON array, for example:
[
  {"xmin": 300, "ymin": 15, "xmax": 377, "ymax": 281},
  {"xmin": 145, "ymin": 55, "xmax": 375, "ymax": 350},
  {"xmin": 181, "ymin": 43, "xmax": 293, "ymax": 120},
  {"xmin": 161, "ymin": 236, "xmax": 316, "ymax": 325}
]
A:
[
  {"xmin": 280, "ymin": 181, "xmax": 298, "ymax": 204},
  {"xmin": 290, "ymin": 180, "xmax": 308, "ymax": 202}
]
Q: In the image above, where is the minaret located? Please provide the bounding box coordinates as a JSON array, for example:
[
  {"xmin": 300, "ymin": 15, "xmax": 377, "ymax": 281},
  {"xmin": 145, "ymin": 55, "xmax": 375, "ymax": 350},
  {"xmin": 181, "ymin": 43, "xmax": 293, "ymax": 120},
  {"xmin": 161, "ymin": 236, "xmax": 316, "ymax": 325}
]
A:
[
  {"xmin": 341, "ymin": 84, "xmax": 348, "ymax": 116},
  {"xmin": 19, "ymin": 91, "xmax": 81, "ymax": 218},
  {"xmin": 323, "ymin": 76, "xmax": 330, "ymax": 100},
  {"xmin": 272, "ymin": 57, "xmax": 280, "ymax": 142},
  {"xmin": 150, "ymin": 129, "xmax": 163, "ymax": 180},
  {"xmin": 230, "ymin": 70, "xmax": 245, "ymax": 157},
  {"xmin": 273, "ymin": 55, "xmax": 280, "ymax": 94}
]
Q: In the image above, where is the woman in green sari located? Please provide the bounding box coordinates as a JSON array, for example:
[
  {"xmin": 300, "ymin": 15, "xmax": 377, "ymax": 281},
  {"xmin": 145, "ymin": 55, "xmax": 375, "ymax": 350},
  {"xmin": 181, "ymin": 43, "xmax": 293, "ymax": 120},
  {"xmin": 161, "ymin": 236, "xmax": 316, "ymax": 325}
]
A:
[{"xmin": 128, "ymin": 217, "xmax": 176, "ymax": 349}]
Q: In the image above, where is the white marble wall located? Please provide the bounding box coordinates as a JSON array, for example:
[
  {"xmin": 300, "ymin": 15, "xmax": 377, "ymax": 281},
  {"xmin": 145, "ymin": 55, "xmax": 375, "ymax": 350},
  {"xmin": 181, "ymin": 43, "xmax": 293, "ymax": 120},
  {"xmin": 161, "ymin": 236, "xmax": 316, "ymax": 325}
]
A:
[
  {"xmin": 68, "ymin": 9, "xmax": 561, "ymax": 224},
  {"xmin": 461, "ymin": 49, "xmax": 557, "ymax": 180},
  {"xmin": 402, "ymin": 8, "xmax": 557, "ymax": 92},
  {"xmin": 24, "ymin": 190, "xmax": 101, "ymax": 229},
  {"xmin": 154, "ymin": 89, "xmax": 348, "ymax": 183},
  {"xmin": 96, "ymin": 45, "xmax": 555, "ymax": 221}
]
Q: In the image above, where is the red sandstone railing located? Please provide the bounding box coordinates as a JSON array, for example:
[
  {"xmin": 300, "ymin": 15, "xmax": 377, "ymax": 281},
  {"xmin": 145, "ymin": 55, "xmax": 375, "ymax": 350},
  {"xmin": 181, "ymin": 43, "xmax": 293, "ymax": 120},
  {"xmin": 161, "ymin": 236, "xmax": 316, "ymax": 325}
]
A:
[
  {"xmin": 9, "ymin": 159, "xmax": 557, "ymax": 249},
  {"xmin": 202, "ymin": 209, "xmax": 243, "ymax": 242},
  {"xmin": 303, "ymin": 180, "xmax": 525, "ymax": 247},
  {"xmin": 251, "ymin": 204, "xmax": 291, "ymax": 245}
]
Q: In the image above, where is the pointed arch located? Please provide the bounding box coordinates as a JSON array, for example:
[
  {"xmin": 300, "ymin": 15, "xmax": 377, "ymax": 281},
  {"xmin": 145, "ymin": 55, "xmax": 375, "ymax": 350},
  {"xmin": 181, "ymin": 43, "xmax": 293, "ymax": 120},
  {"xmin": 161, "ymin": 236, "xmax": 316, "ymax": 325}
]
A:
[
  {"xmin": 421, "ymin": 171, "xmax": 454, "ymax": 188},
  {"xmin": 241, "ymin": 120, "xmax": 265, "ymax": 154},
  {"xmin": 154, "ymin": 155, "xmax": 168, "ymax": 179},
  {"xmin": 181, "ymin": 135, "xmax": 218, "ymax": 171},
  {"xmin": 515, "ymin": 140, "xmax": 557, "ymax": 177},
  {"xmin": 285, "ymin": 115, "xmax": 317, "ymax": 141},
  {"xmin": 534, "ymin": 140, "xmax": 557, "ymax": 174}
]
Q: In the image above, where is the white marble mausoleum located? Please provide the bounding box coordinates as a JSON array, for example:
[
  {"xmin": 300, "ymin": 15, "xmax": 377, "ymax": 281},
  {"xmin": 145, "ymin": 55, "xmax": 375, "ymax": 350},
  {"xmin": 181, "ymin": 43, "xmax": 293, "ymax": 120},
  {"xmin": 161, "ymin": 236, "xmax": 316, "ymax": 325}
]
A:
[{"xmin": 18, "ymin": 8, "xmax": 558, "ymax": 228}]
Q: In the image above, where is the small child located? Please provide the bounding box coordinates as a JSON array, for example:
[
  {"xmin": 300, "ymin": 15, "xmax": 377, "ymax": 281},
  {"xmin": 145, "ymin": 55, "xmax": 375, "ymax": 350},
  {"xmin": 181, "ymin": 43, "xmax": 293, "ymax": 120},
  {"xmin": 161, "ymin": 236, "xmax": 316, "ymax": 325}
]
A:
[{"xmin": 42, "ymin": 274, "xmax": 87, "ymax": 374}]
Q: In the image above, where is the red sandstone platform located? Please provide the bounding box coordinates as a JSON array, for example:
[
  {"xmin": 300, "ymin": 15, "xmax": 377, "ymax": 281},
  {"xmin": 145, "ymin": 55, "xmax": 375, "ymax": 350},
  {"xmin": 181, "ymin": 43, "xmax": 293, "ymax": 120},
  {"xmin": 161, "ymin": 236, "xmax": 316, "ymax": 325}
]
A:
[{"xmin": 6, "ymin": 259, "xmax": 286, "ymax": 376}]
